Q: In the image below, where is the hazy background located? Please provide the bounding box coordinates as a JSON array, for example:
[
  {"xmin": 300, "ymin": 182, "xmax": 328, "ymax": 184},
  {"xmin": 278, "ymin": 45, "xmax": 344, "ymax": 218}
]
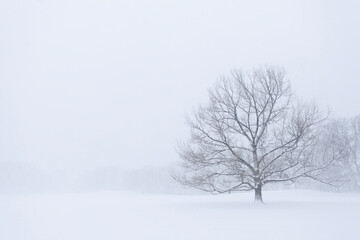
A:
[{"xmin": 0, "ymin": 0, "xmax": 359, "ymax": 193}]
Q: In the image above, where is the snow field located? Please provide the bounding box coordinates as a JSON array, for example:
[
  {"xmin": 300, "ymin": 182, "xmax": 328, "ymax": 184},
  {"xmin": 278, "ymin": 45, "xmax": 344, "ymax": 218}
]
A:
[{"xmin": 1, "ymin": 190, "xmax": 359, "ymax": 240}]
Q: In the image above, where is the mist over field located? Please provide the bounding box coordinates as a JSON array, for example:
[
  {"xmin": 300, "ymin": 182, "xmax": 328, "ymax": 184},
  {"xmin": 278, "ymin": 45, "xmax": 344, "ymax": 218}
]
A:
[{"xmin": 0, "ymin": 1, "xmax": 360, "ymax": 239}]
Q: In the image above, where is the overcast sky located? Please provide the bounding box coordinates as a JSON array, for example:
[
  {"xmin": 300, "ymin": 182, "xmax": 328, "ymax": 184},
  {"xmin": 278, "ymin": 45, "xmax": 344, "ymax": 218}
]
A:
[{"xmin": 0, "ymin": 0, "xmax": 359, "ymax": 173}]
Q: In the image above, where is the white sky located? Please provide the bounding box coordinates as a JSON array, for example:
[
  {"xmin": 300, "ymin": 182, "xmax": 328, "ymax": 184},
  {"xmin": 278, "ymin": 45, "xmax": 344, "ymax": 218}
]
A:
[{"xmin": 0, "ymin": 0, "xmax": 359, "ymax": 172}]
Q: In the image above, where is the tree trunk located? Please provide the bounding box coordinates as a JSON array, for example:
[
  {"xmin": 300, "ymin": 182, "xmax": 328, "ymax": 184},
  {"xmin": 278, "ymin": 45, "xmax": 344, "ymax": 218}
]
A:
[{"xmin": 254, "ymin": 185, "xmax": 263, "ymax": 203}]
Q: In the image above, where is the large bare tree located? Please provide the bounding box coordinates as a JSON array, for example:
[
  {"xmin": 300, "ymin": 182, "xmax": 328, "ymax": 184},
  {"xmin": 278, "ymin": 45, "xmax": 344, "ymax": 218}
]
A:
[{"xmin": 174, "ymin": 66, "xmax": 331, "ymax": 202}]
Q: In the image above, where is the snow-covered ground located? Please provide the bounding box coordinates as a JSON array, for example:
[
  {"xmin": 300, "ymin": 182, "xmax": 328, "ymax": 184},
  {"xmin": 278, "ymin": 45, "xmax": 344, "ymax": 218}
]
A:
[{"xmin": 1, "ymin": 190, "xmax": 359, "ymax": 240}]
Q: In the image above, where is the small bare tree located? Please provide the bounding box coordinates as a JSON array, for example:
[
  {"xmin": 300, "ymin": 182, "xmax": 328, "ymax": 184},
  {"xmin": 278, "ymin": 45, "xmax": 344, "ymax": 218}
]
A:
[
  {"xmin": 319, "ymin": 116, "xmax": 360, "ymax": 191},
  {"xmin": 174, "ymin": 66, "xmax": 331, "ymax": 202},
  {"xmin": 309, "ymin": 119, "xmax": 350, "ymax": 189},
  {"xmin": 349, "ymin": 115, "xmax": 360, "ymax": 190}
]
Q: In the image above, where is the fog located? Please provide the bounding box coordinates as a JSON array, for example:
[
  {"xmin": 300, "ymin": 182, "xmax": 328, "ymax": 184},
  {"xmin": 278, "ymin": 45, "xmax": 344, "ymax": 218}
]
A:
[{"xmin": 1, "ymin": 0, "xmax": 360, "ymax": 193}]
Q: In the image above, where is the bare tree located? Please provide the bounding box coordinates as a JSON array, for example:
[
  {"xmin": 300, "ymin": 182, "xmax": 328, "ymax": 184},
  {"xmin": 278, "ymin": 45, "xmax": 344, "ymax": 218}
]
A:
[
  {"xmin": 308, "ymin": 119, "xmax": 350, "ymax": 190},
  {"xmin": 349, "ymin": 115, "xmax": 360, "ymax": 190},
  {"xmin": 174, "ymin": 66, "xmax": 331, "ymax": 202},
  {"xmin": 320, "ymin": 116, "xmax": 360, "ymax": 191}
]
